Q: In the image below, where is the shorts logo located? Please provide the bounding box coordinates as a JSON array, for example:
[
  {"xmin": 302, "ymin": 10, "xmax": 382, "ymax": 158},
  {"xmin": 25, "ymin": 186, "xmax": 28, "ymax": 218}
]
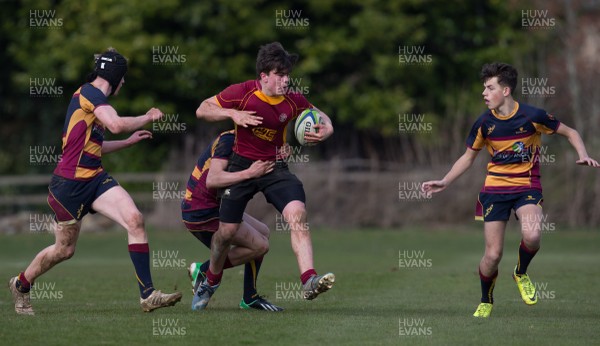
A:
[
  {"xmin": 252, "ymin": 127, "xmax": 277, "ymax": 141},
  {"xmin": 487, "ymin": 125, "xmax": 495, "ymax": 136},
  {"xmin": 102, "ymin": 178, "xmax": 113, "ymax": 185},
  {"xmin": 526, "ymin": 195, "xmax": 536, "ymax": 201},
  {"xmin": 76, "ymin": 203, "xmax": 84, "ymax": 219},
  {"xmin": 484, "ymin": 204, "xmax": 493, "ymax": 218},
  {"xmin": 278, "ymin": 113, "xmax": 288, "ymax": 122},
  {"xmin": 223, "ymin": 188, "xmax": 231, "ymax": 197}
]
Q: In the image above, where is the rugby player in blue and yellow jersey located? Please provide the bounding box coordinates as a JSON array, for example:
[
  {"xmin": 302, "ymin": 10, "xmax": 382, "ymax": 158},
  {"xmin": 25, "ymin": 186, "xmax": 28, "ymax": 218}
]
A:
[
  {"xmin": 192, "ymin": 42, "xmax": 335, "ymax": 310},
  {"xmin": 423, "ymin": 62, "xmax": 599, "ymax": 318},
  {"xmin": 182, "ymin": 130, "xmax": 284, "ymax": 311},
  {"xmin": 8, "ymin": 48, "xmax": 182, "ymax": 315}
]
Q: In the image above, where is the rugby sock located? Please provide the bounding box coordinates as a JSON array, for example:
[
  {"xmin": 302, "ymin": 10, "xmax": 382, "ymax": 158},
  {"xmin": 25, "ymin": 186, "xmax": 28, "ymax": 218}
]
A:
[
  {"xmin": 16, "ymin": 272, "xmax": 31, "ymax": 293},
  {"xmin": 479, "ymin": 268, "xmax": 498, "ymax": 304},
  {"xmin": 206, "ymin": 268, "xmax": 223, "ymax": 286},
  {"xmin": 516, "ymin": 240, "xmax": 539, "ymax": 275},
  {"xmin": 200, "ymin": 261, "xmax": 210, "ymax": 275},
  {"xmin": 243, "ymin": 256, "xmax": 264, "ymax": 303},
  {"xmin": 199, "ymin": 258, "xmax": 234, "ymax": 276},
  {"xmin": 301, "ymin": 269, "xmax": 317, "ymax": 285},
  {"xmin": 128, "ymin": 243, "xmax": 155, "ymax": 299}
]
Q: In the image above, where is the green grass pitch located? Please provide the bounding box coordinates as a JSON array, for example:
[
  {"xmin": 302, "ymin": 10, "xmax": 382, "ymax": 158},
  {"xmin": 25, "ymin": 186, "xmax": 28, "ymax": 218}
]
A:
[{"xmin": 1, "ymin": 227, "xmax": 599, "ymax": 345}]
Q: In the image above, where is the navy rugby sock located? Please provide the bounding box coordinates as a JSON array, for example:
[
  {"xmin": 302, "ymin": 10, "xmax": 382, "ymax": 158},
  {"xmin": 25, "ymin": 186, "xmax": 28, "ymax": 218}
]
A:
[
  {"xmin": 243, "ymin": 256, "xmax": 263, "ymax": 303},
  {"xmin": 200, "ymin": 261, "xmax": 210, "ymax": 276},
  {"xmin": 479, "ymin": 268, "xmax": 497, "ymax": 304},
  {"xmin": 516, "ymin": 240, "xmax": 539, "ymax": 275},
  {"xmin": 128, "ymin": 243, "xmax": 155, "ymax": 299}
]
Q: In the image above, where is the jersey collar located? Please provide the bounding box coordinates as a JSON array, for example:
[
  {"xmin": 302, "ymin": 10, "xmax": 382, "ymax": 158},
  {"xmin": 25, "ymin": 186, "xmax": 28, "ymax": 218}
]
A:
[{"xmin": 491, "ymin": 101, "xmax": 519, "ymax": 120}]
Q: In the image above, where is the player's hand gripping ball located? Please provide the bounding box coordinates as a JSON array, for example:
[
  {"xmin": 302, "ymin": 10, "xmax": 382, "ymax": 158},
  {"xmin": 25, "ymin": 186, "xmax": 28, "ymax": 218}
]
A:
[{"xmin": 294, "ymin": 108, "xmax": 321, "ymax": 146}]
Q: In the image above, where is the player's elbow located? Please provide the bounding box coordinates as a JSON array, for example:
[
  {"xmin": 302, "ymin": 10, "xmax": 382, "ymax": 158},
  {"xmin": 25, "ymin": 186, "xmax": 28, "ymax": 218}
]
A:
[
  {"xmin": 464, "ymin": 157, "xmax": 476, "ymax": 168},
  {"xmin": 206, "ymin": 175, "xmax": 220, "ymax": 189},
  {"xmin": 105, "ymin": 118, "xmax": 124, "ymax": 134},
  {"xmin": 464, "ymin": 153, "xmax": 475, "ymax": 164},
  {"xmin": 195, "ymin": 105, "xmax": 205, "ymax": 119},
  {"xmin": 566, "ymin": 127, "xmax": 581, "ymax": 141},
  {"xmin": 196, "ymin": 101, "xmax": 211, "ymax": 120}
]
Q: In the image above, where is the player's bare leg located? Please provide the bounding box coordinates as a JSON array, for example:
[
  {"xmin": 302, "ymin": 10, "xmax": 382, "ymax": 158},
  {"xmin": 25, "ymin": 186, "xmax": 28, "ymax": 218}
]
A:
[
  {"xmin": 189, "ymin": 213, "xmax": 268, "ymax": 286},
  {"xmin": 225, "ymin": 217, "xmax": 269, "ymax": 266},
  {"xmin": 242, "ymin": 212, "xmax": 270, "ymax": 241},
  {"xmin": 92, "ymin": 186, "xmax": 148, "ymax": 244},
  {"xmin": 516, "ymin": 204, "xmax": 542, "ymax": 252},
  {"xmin": 192, "ymin": 221, "xmax": 240, "ymax": 310},
  {"xmin": 283, "ymin": 201, "xmax": 313, "ymax": 273},
  {"xmin": 480, "ymin": 221, "xmax": 507, "ymax": 277},
  {"xmin": 513, "ymin": 204, "xmax": 542, "ymax": 305},
  {"xmin": 209, "ymin": 222, "xmax": 240, "ymax": 274},
  {"xmin": 474, "ymin": 221, "xmax": 506, "ymax": 317},
  {"xmin": 26, "ymin": 221, "xmax": 81, "ymax": 282},
  {"xmin": 9, "ymin": 221, "xmax": 81, "ymax": 315},
  {"xmin": 191, "ymin": 216, "xmax": 268, "ymax": 279},
  {"xmin": 190, "ymin": 214, "xmax": 279, "ymax": 311},
  {"xmin": 92, "ymin": 186, "xmax": 181, "ymax": 311},
  {"xmin": 283, "ymin": 200, "xmax": 335, "ymax": 300},
  {"xmin": 235, "ymin": 214, "xmax": 281, "ymax": 311}
]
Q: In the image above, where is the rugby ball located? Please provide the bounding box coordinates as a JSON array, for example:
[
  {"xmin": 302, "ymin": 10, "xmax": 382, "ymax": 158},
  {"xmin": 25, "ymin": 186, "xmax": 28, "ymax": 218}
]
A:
[{"xmin": 294, "ymin": 108, "xmax": 321, "ymax": 146}]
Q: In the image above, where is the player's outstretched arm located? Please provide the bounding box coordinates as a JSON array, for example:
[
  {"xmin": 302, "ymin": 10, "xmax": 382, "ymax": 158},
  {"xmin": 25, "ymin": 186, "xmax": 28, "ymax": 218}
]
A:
[
  {"xmin": 206, "ymin": 158, "xmax": 275, "ymax": 189},
  {"xmin": 196, "ymin": 96, "xmax": 262, "ymax": 128},
  {"xmin": 102, "ymin": 130, "xmax": 153, "ymax": 154},
  {"xmin": 422, "ymin": 148, "xmax": 479, "ymax": 194},
  {"xmin": 304, "ymin": 107, "xmax": 334, "ymax": 143},
  {"xmin": 95, "ymin": 106, "xmax": 163, "ymax": 134},
  {"xmin": 555, "ymin": 124, "xmax": 600, "ymax": 167}
]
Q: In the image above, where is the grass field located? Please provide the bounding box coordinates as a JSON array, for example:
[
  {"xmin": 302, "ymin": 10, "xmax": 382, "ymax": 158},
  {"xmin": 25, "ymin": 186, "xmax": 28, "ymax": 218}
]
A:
[{"xmin": 1, "ymin": 226, "xmax": 599, "ymax": 345}]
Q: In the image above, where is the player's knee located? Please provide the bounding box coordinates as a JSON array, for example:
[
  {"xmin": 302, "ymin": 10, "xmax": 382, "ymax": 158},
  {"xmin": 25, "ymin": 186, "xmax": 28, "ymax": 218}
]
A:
[
  {"xmin": 125, "ymin": 210, "xmax": 145, "ymax": 234},
  {"xmin": 522, "ymin": 232, "xmax": 541, "ymax": 246},
  {"xmin": 256, "ymin": 240, "xmax": 269, "ymax": 256},
  {"xmin": 219, "ymin": 223, "xmax": 240, "ymax": 240},
  {"xmin": 282, "ymin": 204, "xmax": 306, "ymax": 225},
  {"xmin": 56, "ymin": 246, "xmax": 76, "ymax": 261},
  {"xmin": 485, "ymin": 249, "xmax": 503, "ymax": 264}
]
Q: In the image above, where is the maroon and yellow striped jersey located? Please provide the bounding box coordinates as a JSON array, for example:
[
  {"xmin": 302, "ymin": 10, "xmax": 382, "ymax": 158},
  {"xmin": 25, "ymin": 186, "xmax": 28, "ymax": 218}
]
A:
[
  {"xmin": 181, "ymin": 130, "xmax": 235, "ymax": 212},
  {"xmin": 53, "ymin": 84, "xmax": 109, "ymax": 180}
]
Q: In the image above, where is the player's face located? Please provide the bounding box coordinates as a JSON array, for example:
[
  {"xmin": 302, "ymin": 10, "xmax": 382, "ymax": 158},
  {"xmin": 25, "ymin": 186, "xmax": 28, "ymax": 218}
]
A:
[
  {"xmin": 482, "ymin": 77, "xmax": 509, "ymax": 110},
  {"xmin": 261, "ymin": 70, "xmax": 289, "ymax": 96},
  {"xmin": 113, "ymin": 77, "xmax": 125, "ymax": 95}
]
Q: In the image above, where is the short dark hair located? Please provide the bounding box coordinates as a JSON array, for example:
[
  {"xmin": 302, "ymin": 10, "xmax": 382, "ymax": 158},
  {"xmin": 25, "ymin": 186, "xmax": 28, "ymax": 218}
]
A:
[
  {"xmin": 256, "ymin": 42, "xmax": 298, "ymax": 78},
  {"xmin": 480, "ymin": 62, "xmax": 518, "ymax": 94}
]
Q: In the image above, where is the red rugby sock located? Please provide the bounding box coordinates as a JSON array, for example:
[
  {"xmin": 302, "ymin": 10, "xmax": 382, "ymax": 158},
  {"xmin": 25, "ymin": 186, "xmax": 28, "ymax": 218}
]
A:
[
  {"xmin": 206, "ymin": 268, "xmax": 223, "ymax": 286},
  {"xmin": 16, "ymin": 272, "xmax": 31, "ymax": 293},
  {"xmin": 301, "ymin": 269, "xmax": 317, "ymax": 285}
]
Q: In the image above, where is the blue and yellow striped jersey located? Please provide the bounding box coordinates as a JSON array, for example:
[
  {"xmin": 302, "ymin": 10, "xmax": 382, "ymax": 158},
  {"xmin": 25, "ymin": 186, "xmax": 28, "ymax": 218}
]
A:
[{"xmin": 466, "ymin": 102, "xmax": 560, "ymax": 193}]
